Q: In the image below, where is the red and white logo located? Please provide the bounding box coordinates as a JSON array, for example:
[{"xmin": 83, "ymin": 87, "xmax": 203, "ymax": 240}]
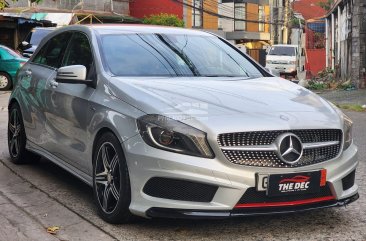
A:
[{"xmin": 278, "ymin": 175, "xmax": 311, "ymax": 193}]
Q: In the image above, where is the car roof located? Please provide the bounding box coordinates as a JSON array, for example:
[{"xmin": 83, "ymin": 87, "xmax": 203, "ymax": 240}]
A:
[{"xmin": 55, "ymin": 24, "xmax": 213, "ymax": 36}]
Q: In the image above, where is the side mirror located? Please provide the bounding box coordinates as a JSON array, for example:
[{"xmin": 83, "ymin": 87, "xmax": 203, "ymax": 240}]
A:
[
  {"xmin": 56, "ymin": 65, "xmax": 91, "ymax": 84},
  {"xmin": 265, "ymin": 67, "xmax": 273, "ymax": 74}
]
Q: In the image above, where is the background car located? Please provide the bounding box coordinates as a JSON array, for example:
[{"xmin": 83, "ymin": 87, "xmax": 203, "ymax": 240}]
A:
[
  {"xmin": 0, "ymin": 45, "xmax": 27, "ymax": 91},
  {"xmin": 17, "ymin": 27, "xmax": 55, "ymax": 58}
]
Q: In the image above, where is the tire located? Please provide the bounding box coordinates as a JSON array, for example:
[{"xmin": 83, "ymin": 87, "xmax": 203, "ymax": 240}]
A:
[
  {"xmin": 8, "ymin": 103, "xmax": 40, "ymax": 164},
  {"xmin": 92, "ymin": 132, "xmax": 133, "ymax": 223},
  {"xmin": 0, "ymin": 72, "xmax": 12, "ymax": 91}
]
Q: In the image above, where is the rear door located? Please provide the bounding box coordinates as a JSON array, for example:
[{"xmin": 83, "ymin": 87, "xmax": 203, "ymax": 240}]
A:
[{"xmin": 44, "ymin": 31, "xmax": 96, "ymax": 173}]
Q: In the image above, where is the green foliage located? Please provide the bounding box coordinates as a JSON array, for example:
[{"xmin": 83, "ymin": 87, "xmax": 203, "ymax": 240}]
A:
[
  {"xmin": 0, "ymin": 0, "xmax": 43, "ymax": 10},
  {"xmin": 0, "ymin": 0, "xmax": 9, "ymax": 9},
  {"xmin": 317, "ymin": 0, "xmax": 334, "ymax": 11},
  {"xmin": 307, "ymin": 68, "xmax": 356, "ymax": 91},
  {"xmin": 308, "ymin": 81, "xmax": 328, "ymax": 90},
  {"xmin": 143, "ymin": 13, "xmax": 184, "ymax": 27},
  {"xmin": 336, "ymin": 104, "xmax": 366, "ymax": 112},
  {"xmin": 290, "ymin": 17, "xmax": 305, "ymax": 28},
  {"xmin": 317, "ymin": 67, "xmax": 334, "ymax": 79}
]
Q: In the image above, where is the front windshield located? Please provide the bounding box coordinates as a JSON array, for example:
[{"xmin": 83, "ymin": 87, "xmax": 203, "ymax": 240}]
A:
[
  {"xmin": 268, "ymin": 46, "xmax": 296, "ymax": 56},
  {"xmin": 100, "ymin": 33, "xmax": 264, "ymax": 77}
]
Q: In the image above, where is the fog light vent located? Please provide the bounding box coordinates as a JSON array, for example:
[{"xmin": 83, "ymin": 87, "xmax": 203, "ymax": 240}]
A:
[
  {"xmin": 143, "ymin": 177, "xmax": 218, "ymax": 202},
  {"xmin": 342, "ymin": 170, "xmax": 355, "ymax": 191}
]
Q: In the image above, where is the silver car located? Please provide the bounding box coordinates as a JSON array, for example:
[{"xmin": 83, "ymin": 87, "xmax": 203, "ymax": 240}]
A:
[{"xmin": 8, "ymin": 25, "xmax": 358, "ymax": 223}]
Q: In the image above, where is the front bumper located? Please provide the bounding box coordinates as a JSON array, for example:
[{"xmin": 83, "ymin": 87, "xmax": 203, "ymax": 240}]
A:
[
  {"xmin": 266, "ymin": 64, "xmax": 297, "ymax": 75},
  {"xmin": 146, "ymin": 193, "xmax": 359, "ymax": 219},
  {"xmin": 123, "ymin": 135, "xmax": 359, "ymax": 218}
]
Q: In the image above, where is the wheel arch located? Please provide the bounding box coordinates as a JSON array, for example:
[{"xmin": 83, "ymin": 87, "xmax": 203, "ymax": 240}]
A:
[
  {"xmin": 0, "ymin": 71, "xmax": 12, "ymax": 80},
  {"xmin": 92, "ymin": 126, "xmax": 126, "ymax": 161},
  {"xmin": 8, "ymin": 97, "xmax": 18, "ymax": 110}
]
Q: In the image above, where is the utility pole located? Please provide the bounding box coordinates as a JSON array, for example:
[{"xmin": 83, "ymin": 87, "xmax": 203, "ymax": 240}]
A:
[
  {"xmin": 200, "ymin": 0, "xmax": 204, "ymax": 28},
  {"xmin": 283, "ymin": 0, "xmax": 289, "ymax": 44}
]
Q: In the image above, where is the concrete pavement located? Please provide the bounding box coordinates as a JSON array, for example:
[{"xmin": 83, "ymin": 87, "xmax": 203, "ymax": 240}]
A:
[
  {"xmin": 317, "ymin": 89, "xmax": 366, "ymax": 106},
  {"xmin": 0, "ymin": 91, "xmax": 116, "ymax": 241}
]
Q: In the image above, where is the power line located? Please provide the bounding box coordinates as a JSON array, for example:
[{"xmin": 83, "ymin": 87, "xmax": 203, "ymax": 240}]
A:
[{"xmin": 172, "ymin": 0, "xmax": 284, "ymax": 26}]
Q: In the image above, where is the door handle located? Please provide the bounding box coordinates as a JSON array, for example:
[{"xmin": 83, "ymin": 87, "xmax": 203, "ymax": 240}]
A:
[
  {"xmin": 49, "ymin": 79, "xmax": 58, "ymax": 88},
  {"xmin": 24, "ymin": 69, "xmax": 32, "ymax": 77}
]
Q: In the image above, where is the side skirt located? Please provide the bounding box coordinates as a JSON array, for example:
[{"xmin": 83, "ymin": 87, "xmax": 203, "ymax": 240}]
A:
[{"xmin": 26, "ymin": 140, "xmax": 93, "ymax": 186}]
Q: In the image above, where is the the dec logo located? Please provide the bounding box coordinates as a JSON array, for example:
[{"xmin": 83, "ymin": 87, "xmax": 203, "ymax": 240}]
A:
[{"xmin": 278, "ymin": 175, "xmax": 311, "ymax": 192}]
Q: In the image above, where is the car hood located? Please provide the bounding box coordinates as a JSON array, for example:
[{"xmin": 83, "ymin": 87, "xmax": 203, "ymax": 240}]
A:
[{"xmin": 108, "ymin": 76, "xmax": 342, "ymax": 132}]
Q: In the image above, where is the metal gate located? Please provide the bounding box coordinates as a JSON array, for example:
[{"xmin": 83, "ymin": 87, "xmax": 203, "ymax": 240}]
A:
[{"xmin": 247, "ymin": 49, "xmax": 266, "ymax": 67}]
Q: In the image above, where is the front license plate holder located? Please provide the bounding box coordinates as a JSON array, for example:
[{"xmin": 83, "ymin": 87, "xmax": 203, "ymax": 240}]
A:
[{"xmin": 267, "ymin": 171, "xmax": 323, "ymax": 197}]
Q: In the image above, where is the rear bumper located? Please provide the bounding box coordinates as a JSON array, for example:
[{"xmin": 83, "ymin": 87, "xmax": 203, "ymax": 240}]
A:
[{"xmin": 146, "ymin": 193, "xmax": 359, "ymax": 219}]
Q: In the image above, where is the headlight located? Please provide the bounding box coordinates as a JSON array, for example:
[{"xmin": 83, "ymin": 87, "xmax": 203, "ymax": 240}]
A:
[
  {"xmin": 343, "ymin": 113, "xmax": 353, "ymax": 150},
  {"xmin": 137, "ymin": 114, "xmax": 214, "ymax": 158}
]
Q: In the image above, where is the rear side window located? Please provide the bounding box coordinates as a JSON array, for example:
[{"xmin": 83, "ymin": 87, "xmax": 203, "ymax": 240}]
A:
[{"xmin": 32, "ymin": 32, "xmax": 72, "ymax": 68}]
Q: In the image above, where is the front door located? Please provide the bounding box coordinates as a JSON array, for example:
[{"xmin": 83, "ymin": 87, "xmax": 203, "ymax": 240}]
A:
[{"xmin": 44, "ymin": 31, "xmax": 96, "ymax": 174}]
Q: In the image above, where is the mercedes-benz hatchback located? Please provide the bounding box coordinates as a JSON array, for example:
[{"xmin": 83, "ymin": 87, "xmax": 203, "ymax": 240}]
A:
[{"xmin": 8, "ymin": 25, "xmax": 358, "ymax": 223}]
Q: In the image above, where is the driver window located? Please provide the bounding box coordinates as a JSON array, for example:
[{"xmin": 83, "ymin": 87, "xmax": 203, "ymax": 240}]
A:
[
  {"xmin": 62, "ymin": 32, "xmax": 93, "ymax": 77},
  {"xmin": 32, "ymin": 32, "xmax": 71, "ymax": 68}
]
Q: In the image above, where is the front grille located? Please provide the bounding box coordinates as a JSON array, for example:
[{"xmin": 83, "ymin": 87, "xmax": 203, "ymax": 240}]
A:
[
  {"xmin": 218, "ymin": 129, "xmax": 342, "ymax": 168},
  {"xmin": 237, "ymin": 183, "xmax": 333, "ymax": 205},
  {"xmin": 143, "ymin": 177, "xmax": 218, "ymax": 202}
]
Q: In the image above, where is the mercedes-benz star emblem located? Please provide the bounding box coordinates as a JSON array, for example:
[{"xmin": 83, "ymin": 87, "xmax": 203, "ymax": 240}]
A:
[{"xmin": 275, "ymin": 133, "xmax": 303, "ymax": 164}]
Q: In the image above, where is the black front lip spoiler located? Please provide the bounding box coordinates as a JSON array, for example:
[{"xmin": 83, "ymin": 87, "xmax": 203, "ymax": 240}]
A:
[{"xmin": 146, "ymin": 193, "xmax": 359, "ymax": 219}]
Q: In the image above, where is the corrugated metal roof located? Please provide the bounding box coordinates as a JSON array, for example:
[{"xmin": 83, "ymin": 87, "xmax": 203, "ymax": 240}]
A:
[{"xmin": 293, "ymin": 0, "xmax": 328, "ymax": 20}]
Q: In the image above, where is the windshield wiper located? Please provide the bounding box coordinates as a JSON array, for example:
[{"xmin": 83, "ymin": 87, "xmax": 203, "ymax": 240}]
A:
[{"xmin": 157, "ymin": 34, "xmax": 200, "ymax": 76}]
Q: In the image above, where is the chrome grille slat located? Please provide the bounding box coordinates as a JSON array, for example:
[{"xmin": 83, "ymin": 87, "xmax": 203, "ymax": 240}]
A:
[{"xmin": 218, "ymin": 129, "xmax": 342, "ymax": 168}]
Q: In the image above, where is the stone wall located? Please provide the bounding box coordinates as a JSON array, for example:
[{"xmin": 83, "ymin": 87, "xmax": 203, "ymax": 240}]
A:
[
  {"xmin": 7, "ymin": 0, "xmax": 129, "ymax": 15},
  {"xmin": 359, "ymin": 1, "xmax": 366, "ymax": 88},
  {"xmin": 351, "ymin": 0, "xmax": 361, "ymax": 86}
]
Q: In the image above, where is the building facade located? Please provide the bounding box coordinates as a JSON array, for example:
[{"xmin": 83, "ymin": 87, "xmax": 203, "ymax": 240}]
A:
[
  {"xmin": 129, "ymin": 0, "xmax": 218, "ymax": 30},
  {"xmin": 219, "ymin": 0, "xmax": 271, "ymax": 48},
  {"xmin": 130, "ymin": 0, "xmax": 183, "ymax": 19},
  {"xmin": 325, "ymin": 0, "xmax": 366, "ymax": 88}
]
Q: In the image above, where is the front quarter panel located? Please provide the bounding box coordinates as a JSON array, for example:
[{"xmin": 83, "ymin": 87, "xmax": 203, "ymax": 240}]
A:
[{"xmin": 86, "ymin": 73, "xmax": 145, "ymax": 175}]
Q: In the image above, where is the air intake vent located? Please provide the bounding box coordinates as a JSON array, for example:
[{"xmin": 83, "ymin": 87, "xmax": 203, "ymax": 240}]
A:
[{"xmin": 143, "ymin": 177, "xmax": 218, "ymax": 202}]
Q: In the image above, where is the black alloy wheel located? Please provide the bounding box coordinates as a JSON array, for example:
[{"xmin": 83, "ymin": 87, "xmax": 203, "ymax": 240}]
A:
[
  {"xmin": 8, "ymin": 103, "xmax": 39, "ymax": 164},
  {"xmin": 93, "ymin": 132, "xmax": 133, "ymax": 223}
]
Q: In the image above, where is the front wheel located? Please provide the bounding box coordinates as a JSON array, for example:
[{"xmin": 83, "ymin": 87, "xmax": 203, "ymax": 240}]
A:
[{"xmin": 93, "ymin": 132, "xmax": 133, "ymax": 223}]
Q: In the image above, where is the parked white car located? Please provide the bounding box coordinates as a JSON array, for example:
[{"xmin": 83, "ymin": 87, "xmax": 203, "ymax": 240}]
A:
[{"xmin": 266, "ymin": 44, "xmax": 305, "ymax": 78}]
